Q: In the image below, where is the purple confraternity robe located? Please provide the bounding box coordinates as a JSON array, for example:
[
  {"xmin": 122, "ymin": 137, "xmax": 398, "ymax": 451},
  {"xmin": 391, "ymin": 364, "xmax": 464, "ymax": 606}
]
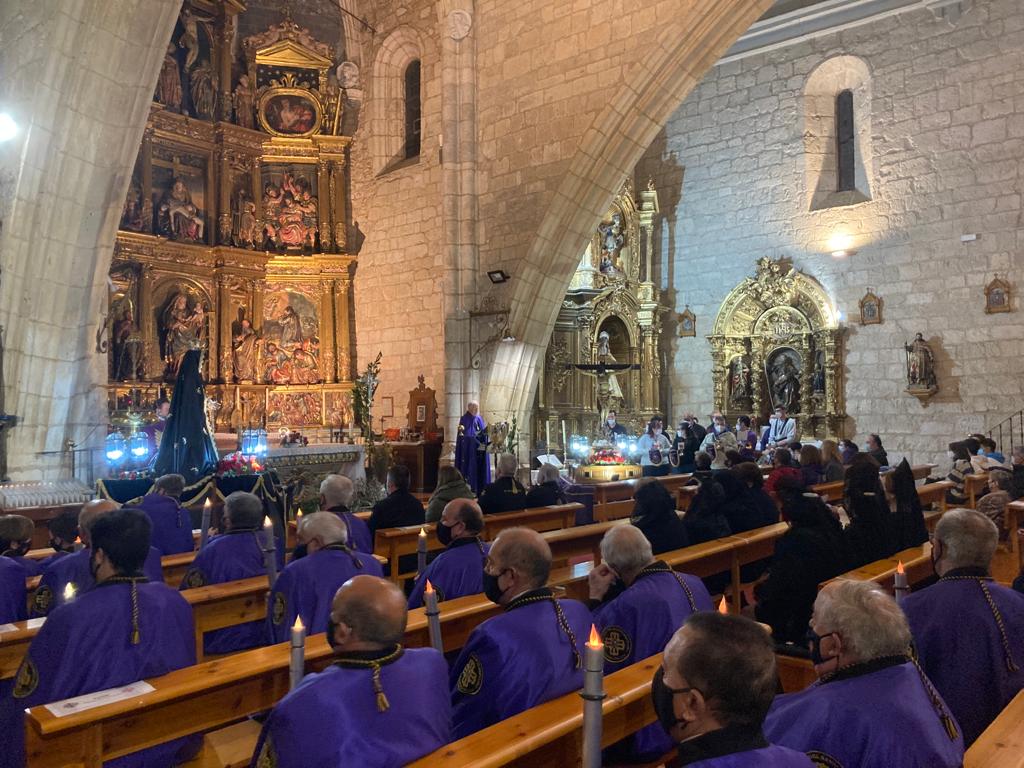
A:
[
  {"xmin": 267, "ymin": 544, "xmax": 383, "ymax": 643},
  {"xmin": 764, "ymin": 657, "xmax": 965, "ymax": 767},
  {"xmin": 137, "ymin": 492, "xmax": 196, "ymax": 555},
  {"xmin": 450, "ymin": 587, "xmax": 592, "ymax": 738},
  {"xmin": 323, "ymin": 504, "xmax": 373, "ymax": 555},
  {"xmin": 676, "ymin": 726, "xmax": 814, "ymax": 767},
  {"xmin": 251, "ymin": 646, "xmax": 451, "ymax": 768},
  {"xmin": 455, "ymin": 410, "xmax": 490, "ymax": 494},
  {"xmin": 0, "ymin": 556, "xmax": 27, "ymax": 623},
  {"xmin": 31, "ymin": 546, "xmax": 164, "ymax": 617},
  {"xmin": 8, "ymin": 555, "xmax": 42, "ymax": 577},
  {"xmin": 594, "ymin": 563, "xmax": 714, "ymax": 760},
  {"xmin": 180, "ymin": 529, "xmax": 268, "ymax": 653},
  {"xmin": 2, "ymin": 578, "xmax": 199, "ymax": 767},
  {"xmin": 408, "ymin": 536, "xmax": 489, "ymax": 609},
  {"xmin": 902, "ymin": 569, "xmax": 1024, "ymax": 746}
]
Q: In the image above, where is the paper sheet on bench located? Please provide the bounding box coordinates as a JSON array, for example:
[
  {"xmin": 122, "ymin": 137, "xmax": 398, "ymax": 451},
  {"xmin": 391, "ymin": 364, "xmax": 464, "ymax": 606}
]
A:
[
  {"xmin": 0, "ymin": 623, "xmax": 15, "ymax": 633},
  {"xmin": 45, "ymin": 681, "xmax": 155, "ymax": 717},
  {"xmin": 0, "ymin": 617, "xmax": 44, "ymax": 634}
]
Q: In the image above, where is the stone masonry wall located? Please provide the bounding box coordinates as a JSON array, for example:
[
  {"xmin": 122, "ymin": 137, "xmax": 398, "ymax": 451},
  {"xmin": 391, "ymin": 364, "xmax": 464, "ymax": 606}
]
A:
[{"xmin": 638, "ymin": 0, "xmax": 1024, "ymax": 466}]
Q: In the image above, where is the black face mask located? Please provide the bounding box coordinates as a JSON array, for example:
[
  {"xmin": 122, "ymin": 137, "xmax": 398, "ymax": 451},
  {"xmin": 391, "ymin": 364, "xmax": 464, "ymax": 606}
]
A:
[
  {"xmin": 49, "ymin": 538, "xmax": 71, "ymax": 554},
  {"xmin": 291, "ymin": 543, "xmax": 308, "ymax": 561},
  {"xmin": 436, "ymin": 522, "xmax": 455, "ymax": 547},
  {"xmin": 326, "ymin": 618, "xmax": 341, "ymax": 651},
  {"xmin": 651, "ymin": 666, "xmax": 689, "ymax": 738},
  {"xmin": 806, "ymin": 628, "xmax": 836, "ymax": 666},
  {"xmin": 89, "ymin": 551, "xmax": 101, "ymax": 581},
  {"xmin": 482, "ymin": 568, "xmax": 507, "ymax": 604}
]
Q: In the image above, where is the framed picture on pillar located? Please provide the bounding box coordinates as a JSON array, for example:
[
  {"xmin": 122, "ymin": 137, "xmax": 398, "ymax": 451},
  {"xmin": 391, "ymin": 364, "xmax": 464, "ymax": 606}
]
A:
[
  {"xmin": 859, "ymin": 290, "xmax": 882, "ymax": 325},
  {"xmin": 677, "ymin": 306, "xmax": 696, "ymax": 337},
  {"xmin": 984, "ymin": 276, "xmax": 1011, "ymax": 314}
]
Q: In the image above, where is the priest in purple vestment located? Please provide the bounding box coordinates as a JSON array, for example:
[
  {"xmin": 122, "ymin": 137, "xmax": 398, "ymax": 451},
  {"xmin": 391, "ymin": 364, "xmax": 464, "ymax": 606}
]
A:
[
  {"xmin": 450, "ymin": 527, "xmax": 591, "ymax": 738},
  {"xmin": 180, "ymin": 491, "xmax": 271, "ymax": 654},
  {"xmin": 267, "ymin": 512, "xmax": 383, "ymax": 643},
  {"xmin": 652, "ymin": 612, "xmax": 814, "ymax": 766},
  {"xmin": 0, "ymin": 556, "xmax": 26, "ymax": 624},
  {"xmin": 902, "ymin": 508, "xmax": 1024, "ymax": 746},
  {"xmin": 591, "ymin": 525, "xmax": 714, "ymax": 761},
  {"xmin": 136, "ymin": 473, "xmax": 196, "ymax": 555},
  {"xmin": 0, "ymin": 513, "xmax": 42, "ymax": 577},
  {"xmin": 3, "ymin": 508, "xmax": 200, "ymax": 767},
  {"xmin": 408, "ymin": 498, "xmax": 489, "ymax": 609},
  {"xmin": 765, "ymin": 580, "xmax": 964, "ymax": 767},
  {"xmin": 319, "ymin": 473, "xmax": 372, "ymax": 554},
  {"xmin": 252, "ymin": 576, "xmax": 451, "ymax": 768},
  {"xmin": 32, "ymin": 500, "xmax": 164, "ymax": 617},
  {"xmin": 455, "ymin": 400, "xmax": 490, "ymax": 494}
]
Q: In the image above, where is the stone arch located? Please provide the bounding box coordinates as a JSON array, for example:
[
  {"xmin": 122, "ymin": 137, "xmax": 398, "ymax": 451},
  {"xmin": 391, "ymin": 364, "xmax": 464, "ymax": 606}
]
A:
[
  {"xmin": 803, "ymin": 54, "xmax": 874, "ymax": 210},
  {"xmin": 478, "ymin": 0, "xmax": 771, "ymax": 437},
  {"xmin": 368, "ymin": 26, "xmax": 425, "ymax": 174}
]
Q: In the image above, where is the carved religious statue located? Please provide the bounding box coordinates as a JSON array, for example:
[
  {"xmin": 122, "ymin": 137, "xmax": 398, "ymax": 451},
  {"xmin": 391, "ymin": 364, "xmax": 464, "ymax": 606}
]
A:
[
  {"xmin": 905, "ymin": 333, "xmax": 938, "ymax": 399},
  {"xmin": 111, "ymin": 306, "xmax": 143, "ymax": 381},
  {"xmin": 596, "ymin": 330, "xmax": 624, "ymax": 401},
  {"xmin": 769, "ymin": 354, "xmax": 801, "ymax": 413},
  {"xmin": 233, "ymin": 74, "xmax": 255, "ymax": 129},
  {"xmin": 231, "ymin": 319, "xmax": 260, "ymax": 383},
  {"xmin": 729, "ymin": 356, "xmax": 751, "ymax": 405},
  {"xmin": 262, "ymin": 172, "xmax": 318, "ymax": 250},
  {"xmin": 157, "ymin": 44, "xmax": 183, "ymax": 111},
  {"xmin": 162, "ymin": 293, "xmax": 206, "ymax": 379},
  {"xmin": 157, "ymin": 178, "xmax": 205, "ymax": 243},
  {"xmin": 598, "ymin": 213, "xmax": 626, "ymax": 274}
]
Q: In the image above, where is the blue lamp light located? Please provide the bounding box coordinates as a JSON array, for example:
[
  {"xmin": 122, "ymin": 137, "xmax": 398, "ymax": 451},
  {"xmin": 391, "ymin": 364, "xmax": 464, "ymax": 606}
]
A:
[
  {"xmin": 105, "ymin": 431, "xmax": 127, "ymax": 465},
  {"xmin": 128, "ymin": 430, "xmax": 149, "ymax": 460}
]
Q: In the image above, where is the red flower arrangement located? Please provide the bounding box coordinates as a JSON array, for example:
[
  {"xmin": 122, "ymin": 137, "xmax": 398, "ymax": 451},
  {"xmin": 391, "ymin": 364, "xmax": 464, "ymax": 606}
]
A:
[
  {"xmin": 589, "ymin": 448, "xmax": 627, "ymax": 465},
  {"xmin": 217, "ymin": 451, "xmax": 263, "ymax": 477}
]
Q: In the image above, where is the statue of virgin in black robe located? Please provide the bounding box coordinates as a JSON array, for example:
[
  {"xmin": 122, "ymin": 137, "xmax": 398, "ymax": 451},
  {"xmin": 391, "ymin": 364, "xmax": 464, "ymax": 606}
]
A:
[{"xmin": 153, "ymin": 349, "xmax": 219, "ymax": 483}]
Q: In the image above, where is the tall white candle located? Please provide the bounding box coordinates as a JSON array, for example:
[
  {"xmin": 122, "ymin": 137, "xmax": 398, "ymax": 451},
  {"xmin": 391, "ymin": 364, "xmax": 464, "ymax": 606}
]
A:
[
  {"xmin": 289, "ymin": 617, "xmax": 306, "ymax": 690},
  {"xmin": 424, "ymin": 579, "xmax": 444, "ymax": 654},
  {"xmin": 200, "ymin": 499, "xmax": 212, "ymax": 549},
  {"xmin": 894, "ymin": 560, "xmax": 909, "ymax": 603},
  {"xmin": 417, "ymin": 527, "xmax": 428, "ymax": 574},
  {"xmin": 581, "ymin": 624, "xmax": 605, "ymax": 768},
  {"xmin": 262, "ymin": 516, "xmax": 278, "ymax": 588}
]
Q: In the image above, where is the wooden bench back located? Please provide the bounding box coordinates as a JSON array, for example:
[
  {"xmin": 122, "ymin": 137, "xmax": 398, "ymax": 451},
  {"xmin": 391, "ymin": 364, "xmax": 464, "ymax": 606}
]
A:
[
  {"xmin": 964, "ymin": 688, "xmax": 1024, "ymax": 768},
  {"xmin": 819, "ymin": 543, "xmax": 934, "ymax": 593}
]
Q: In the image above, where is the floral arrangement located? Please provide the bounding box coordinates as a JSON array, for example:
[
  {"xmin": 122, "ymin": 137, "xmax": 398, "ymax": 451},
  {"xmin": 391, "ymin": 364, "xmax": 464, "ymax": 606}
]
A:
[
  {"xmin": 116, "ymin": 470, "xmax": 153, "ymax": 481},
  {"xmin": 589, "ymin": 448, "xmax": 627, "ymax": 465},
  {"xmin": 217, "ymin": 451, "xmax": 263, "ymax": 477}
]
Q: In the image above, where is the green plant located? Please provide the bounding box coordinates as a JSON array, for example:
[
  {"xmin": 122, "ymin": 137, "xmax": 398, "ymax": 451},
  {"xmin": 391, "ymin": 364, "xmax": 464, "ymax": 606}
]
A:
[{"xmin": 352, "ymin": 351, "xmax": 382, "ymax": 433}]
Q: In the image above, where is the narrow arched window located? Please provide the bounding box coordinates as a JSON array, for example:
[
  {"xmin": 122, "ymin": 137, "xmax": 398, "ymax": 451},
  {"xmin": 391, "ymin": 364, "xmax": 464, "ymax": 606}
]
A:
[
  {"xmin": 836, "ymin": 89, "xmax": 855, "ymax": 192},
  {"xmin": 404, "ymin": 60, "xmax": 421, "ymax": 159}
]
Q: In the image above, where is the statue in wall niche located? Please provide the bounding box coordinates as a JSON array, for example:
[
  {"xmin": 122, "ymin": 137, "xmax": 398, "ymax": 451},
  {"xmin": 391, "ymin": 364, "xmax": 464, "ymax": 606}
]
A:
[
  {"xmin": 111, "ymin": 306, "xmax": 143, "ymax": 381},
  {"xmin": 813, "ymin": 349, "xmax": 826, "ymax": 395},
  {"xmin": 179, "ymin": 9, "xmax": 201, "ymax": 71},
  {"xmin": 769, "ymin": 353, "xmax": 801, "ymax": 413},
  {"xmin": 232, "ymin": 318, "xmax": 260, "ymax": 383},
  {"xmin": 233, "ymin": 74, "xmax": 255, "ymax": 129},
  {"xmin": 598, "ymin": 213, "xmax": 626, "ymax": 274},
  {"xmin": 190, "ymin": 63, "xmax": 218, "ymax": 120},
  {"xmin": 156, "ymin": 44, "xmax": 183, "ymax": 111},
  {"xmin": 161, "ymin": 293, "xmax": 206, "ymax": 379},
  {"xmin": 596, "ymin": 330, "xmax": 624, "ymax": 401},
  {"xmin": 120, "ymin": 183, "xmax": 145, "ymax": 232},
  {"xmin": 157, "ymin": 178, "xmax": 204, "ymax": 243},
  {"xmin": 905, "ymin": 333, "xmax": 938, "ymax": 398},
  {"xmin": 729, "ymin": 357, "xmax": 751, "ymax": 405}
]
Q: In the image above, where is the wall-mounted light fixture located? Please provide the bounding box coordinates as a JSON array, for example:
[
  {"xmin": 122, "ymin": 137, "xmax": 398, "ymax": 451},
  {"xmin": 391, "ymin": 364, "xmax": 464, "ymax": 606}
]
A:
[
  {"xmin": 827, "ymin": 233, "xmax": 856, "ymax": 259},
  {"xmin": 487, "ymin": 270, "xmax": 510, "ymax": 284}
]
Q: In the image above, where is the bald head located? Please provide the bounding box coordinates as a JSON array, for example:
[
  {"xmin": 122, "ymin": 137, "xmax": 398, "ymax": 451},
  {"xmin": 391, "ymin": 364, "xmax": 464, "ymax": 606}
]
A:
[
  {"xmin": 320, "ymin": 474, "xmax": 355, "ymax": 509},
  {"xmin": 297, "ymin": 511, "xmax": 348, "ymax": 552},
  {"xmin": 489, "ymin": 527, "xmax": 552, "ymax": 593},
  {"xmin": 79, "ymin": 499, "xmax": 120, "ymax": 547},
  {"xmin": 440, "ymin": 498, "xmax": 484, "ymax": 535},
  {"xmin": 330, "ymin": 575, "xmax": 407, "ymax": 651}
]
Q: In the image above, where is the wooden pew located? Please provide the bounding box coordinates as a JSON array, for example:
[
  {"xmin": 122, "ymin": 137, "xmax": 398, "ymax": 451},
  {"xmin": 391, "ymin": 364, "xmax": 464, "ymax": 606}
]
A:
[
  {"xmin": 1003, "ymin": 500, "xmax": 1023, "ymax": 561},
  {"xmin": 162, "ymin": 552, "xmax": 196, "ymax": 586},
  {"xmin": 820, "ymin": 543, "xmax": 934, "ymax": 593},
  {"xmin": 880, "ymin": 463, "xmax": 937, "ymax": 493},
  {"xmin": 409, "ymin": 654, "xmax": 665, "ymax": 768},
  {"xmin": 964, "ymin": 688, "xmax": 1024, "ymax": 768},
  {"xmin": 809, "ymin": 480, "xmax": 844, "ymax": 502},
  {"xmin": 918, "ymin": 480, "xmax": 954, "ymax": 513},
  {"xmin": 374, "ymin": 503, "xmax": 582, "ymax": 583},
  {"xmin": 590, "ymin": 474, "xmax": 693, "ymax": 522},
  {"xmin": 965, "ymin": 473, "xmax": 989, "ymax": 509}
]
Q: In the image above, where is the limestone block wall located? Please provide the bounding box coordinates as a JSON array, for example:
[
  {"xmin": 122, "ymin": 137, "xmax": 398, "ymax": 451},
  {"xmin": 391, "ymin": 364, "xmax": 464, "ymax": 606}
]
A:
[
  {"xmin": 638, "ymin": 0, "xmax": 1024, "ymax": 466},
  {"xmin": 0, "ymin": 0, "xmax": 182, "ymax": 481}
]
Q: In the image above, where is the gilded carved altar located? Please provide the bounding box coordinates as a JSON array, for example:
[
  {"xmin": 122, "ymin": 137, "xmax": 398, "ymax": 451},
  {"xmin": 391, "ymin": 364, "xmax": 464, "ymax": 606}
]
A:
[
  {"xmin": 106, "ymin": 2, "xmax": 357, "ymax": 434},
  {"xmin": 533, "ymin": 180, "xmax": 668, "ymax": 448},
  {"xmin": 709, "ymin": 257, "xmax": 847, "ymax": 438}
]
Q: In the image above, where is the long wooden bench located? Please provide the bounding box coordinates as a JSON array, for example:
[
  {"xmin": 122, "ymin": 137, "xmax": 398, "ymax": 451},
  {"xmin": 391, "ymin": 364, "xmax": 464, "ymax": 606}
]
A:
[
  {"xmin": 964, "ymin": 688, "xmax": 1024, "ymax": 768},
  {"xmin": 1002, "ymin": 500, "xmax": 1023, "ymax": 562},
  {"xmin": 589, "ymin": 474, "xmax": 694, "ymax": 522},
  {"xmin": 819, "ymin": 543, "xmax": 934, "ymax": 593},
  {"xmin": 374, "ymin": 503, "xmax": 582, "ymax": 583},
  {"xmin": 965, "ymin": 472, "xmax": 990, "ymax": 509}
]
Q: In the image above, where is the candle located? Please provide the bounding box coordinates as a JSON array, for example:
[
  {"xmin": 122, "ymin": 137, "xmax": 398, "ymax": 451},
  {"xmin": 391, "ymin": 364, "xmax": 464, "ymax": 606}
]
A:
[
  {"xmin": 894, "ymin": 560, "xmax": 909, "ymax": 603},
  {"xmin": 545, "ymin": 422, "xmax": 551, "ymax": 450},
  {"xmin": 289, "ymin": 617, "xmax": 306, "ymax": 690},
  {"xmin": 262, "ymin": 516, "xmax": 278, "ymax": 588},
  {"xmin": 718, "ymin": 597, "xmax": 729, "ymax": 615},
  {"xmin": 417, "ymin": 527, "xmax": 428, "ymax": 575},
  {"xmin": 200, "ymin": 499, "xmax": 212, "ymax": 549},
  {"xmin": 424, "ymin": 579, "xmax": 444, "ymax": 654},
  {"xmin": 63, "ymin": 582, "xmax": 77, "ymax": 603},
  {"xmin": 561, "ymin": 421, "xmax": 568, "ymax": 454},
  {"xmin": 73, "ymin": 537, "xmax": 84, "ymax": 553},
  {"xmin": 580, "ymin": 624, "xmax": 605, "ymax": 768}
]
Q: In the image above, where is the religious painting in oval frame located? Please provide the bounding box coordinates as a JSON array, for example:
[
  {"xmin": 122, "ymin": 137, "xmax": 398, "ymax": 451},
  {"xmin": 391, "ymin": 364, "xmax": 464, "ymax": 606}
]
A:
[
  {"xmin": 859, "ymin": 290, "xmax": 883, "ymax": 325},
  {"xmin": 258, "ymin": 87, "xmax": 323, "ymax": 137},
  {"xmin": 984, "ymin": 276, "xmax": 1011, "ymax": 314}
]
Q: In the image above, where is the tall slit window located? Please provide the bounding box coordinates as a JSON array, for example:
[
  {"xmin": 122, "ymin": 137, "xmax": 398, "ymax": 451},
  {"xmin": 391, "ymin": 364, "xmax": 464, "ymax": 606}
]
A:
[
  {"xmin": 404, "ymin": 60, "xmax": 422, "ymax": 160},
  {"xmin": 836, "ymin": 89, "xmax": 855, "ymax": 192}
]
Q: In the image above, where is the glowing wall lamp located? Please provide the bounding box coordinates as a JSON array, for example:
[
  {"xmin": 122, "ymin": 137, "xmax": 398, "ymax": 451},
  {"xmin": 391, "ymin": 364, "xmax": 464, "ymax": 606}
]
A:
[
  {"xmin": 827, "ymin": 232, "xmax": 857, "ymax": 259},
  {"xmin": 0, "ymin": 113, "xmax": 18, "ymax": 143}
]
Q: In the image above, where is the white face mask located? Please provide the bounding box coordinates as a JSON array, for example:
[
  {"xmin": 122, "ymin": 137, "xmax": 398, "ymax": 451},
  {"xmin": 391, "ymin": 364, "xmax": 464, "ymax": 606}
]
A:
[
  {"xmin": 676, "ymin": 429, "xmax": 683, "ymax": 437},
  {"xmin": 653, "ymin": 428, "xmax": 662, "ymax": 436},
  {"xmin": 863, "ymin": 443, "xmax": 871, "ymax": 452},
  {"xmin": 947, "ymin": 450, "xmax": 956, "ymax": 460}
]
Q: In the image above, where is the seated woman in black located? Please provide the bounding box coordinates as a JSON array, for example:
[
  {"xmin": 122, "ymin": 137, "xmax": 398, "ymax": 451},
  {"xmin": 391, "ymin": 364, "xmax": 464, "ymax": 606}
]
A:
[
  {"xmin": 754, "ymin": 476, "xmax": 850, "ymax": 644},
  {"xmin": 630, "ymin": 478, "xmax": 689, "ymax": 555},
  {"xmin": 524, "ymin": 463, "xmax": 566, "ymax": 507},
  {"xmin": 842, "ymin": 455, "xmax": 899, "ymax": 567},
  {"xmin": 682, "ymin": 452, "xmax": 731, "ymax": 545}
]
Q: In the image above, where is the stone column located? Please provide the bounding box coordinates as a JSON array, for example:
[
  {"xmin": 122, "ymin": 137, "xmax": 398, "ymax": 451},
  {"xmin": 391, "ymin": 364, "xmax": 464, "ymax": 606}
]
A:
[
  {"xmin": 330, "ymin": 158, "xmax": 348, "ymax": 252},
  {"xmin": 251, "ymin": 157, "xmax": 264, "ymax": 243},
  {"xmin": 641, "ymin": 328, "xmax": 657, "ymax": 412},
  {"xmin": 799, "ymin": 335, "xmax": 814, "ymax": 423}
]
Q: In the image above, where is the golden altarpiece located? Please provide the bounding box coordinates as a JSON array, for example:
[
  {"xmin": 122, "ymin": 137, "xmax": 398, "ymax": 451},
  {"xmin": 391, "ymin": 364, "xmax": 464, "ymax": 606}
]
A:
[
  {"xmin": 107, "ymin": 1, "xmax": 357, "ymax": 436},
  {"xmin": 533, "ymin": 180, "xmax": 668, "ymax": 447},
  {"xmin": 709, "ymin": 257, "xmax": 847, "ymax": 438}
]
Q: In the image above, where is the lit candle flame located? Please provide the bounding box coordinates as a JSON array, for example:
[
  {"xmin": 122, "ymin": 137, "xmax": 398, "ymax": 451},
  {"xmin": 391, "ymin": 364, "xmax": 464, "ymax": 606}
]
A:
[
  {"xmin": 74, "ymin": 537, "xmax": 81, "ymax": 545},
  {"xmin": 64, "ymin": 582, "xmax": 77, "ymax": 601},
  {"xmin": 896, "ymin": 560, "xmax": 905, "ymax": 575},
  {"xmin": 263, "ymin": 516, "xmax": 273, "ymax": 529},
  {"xmin": 587, "ymin": 624, "xmax": 602, "ymax": 649},
  {"xmin": 419, "ymin": 527, "xmax": 427, "ymax": 538},
  {"xmin": 293, "ymin": 616, "xmax": 304, "ymax": 632},
  {"xmin": 718, "ymin": 597, "xmax": 729, "ymax": 614},
  {"xmin": 204, "ymin": 498, "xmax": 211, "ymax": 509},
  {"xmin": 425, "ymin": 579, "xmax": 435, "ymax": 595}
]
